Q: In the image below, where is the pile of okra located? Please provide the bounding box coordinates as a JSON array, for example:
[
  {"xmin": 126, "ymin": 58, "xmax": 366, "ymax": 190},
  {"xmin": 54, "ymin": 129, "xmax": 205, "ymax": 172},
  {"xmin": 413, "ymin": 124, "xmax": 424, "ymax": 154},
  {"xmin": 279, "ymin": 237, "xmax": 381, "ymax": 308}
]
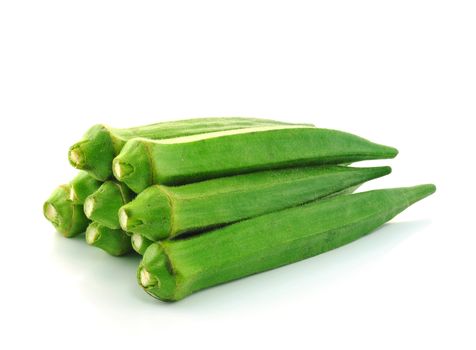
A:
[{"xmin": 44, "ymin": 117, "xmax": 435, "ymax": 301}]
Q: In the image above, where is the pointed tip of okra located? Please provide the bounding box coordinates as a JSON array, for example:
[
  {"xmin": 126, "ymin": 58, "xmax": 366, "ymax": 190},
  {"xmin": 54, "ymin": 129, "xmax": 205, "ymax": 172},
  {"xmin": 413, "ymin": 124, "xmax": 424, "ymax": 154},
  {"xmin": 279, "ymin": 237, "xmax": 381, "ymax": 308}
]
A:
[
  {"xmin": 372, "ymin": 165, "xmax": 392, "ymax": 176},
  {"xmin": 403, "ymin": 184, "xmax": 436, "ymax": 204},
  {"xmin": 379, "ymin": 145, "xmax": 399, "ymax": 159}
]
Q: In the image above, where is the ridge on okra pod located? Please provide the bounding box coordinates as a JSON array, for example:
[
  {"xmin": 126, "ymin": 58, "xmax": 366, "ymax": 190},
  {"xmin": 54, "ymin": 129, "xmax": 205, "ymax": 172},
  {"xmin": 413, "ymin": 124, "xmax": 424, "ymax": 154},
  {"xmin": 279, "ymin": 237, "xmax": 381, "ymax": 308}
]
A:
[
  {"xmin": 119, "ymin": 165, "xmax": 392, "ymax": 241},
  {"xmin": 69, "ymin": 117, "xmax": 304, "ymax": 181},
  {"xmin": 138, "ymin": 184, "xmax": 436, "ymax": 302},
  {"xmin": 112, "ymin": 125, "xmax": 398, "ymax": 192}
]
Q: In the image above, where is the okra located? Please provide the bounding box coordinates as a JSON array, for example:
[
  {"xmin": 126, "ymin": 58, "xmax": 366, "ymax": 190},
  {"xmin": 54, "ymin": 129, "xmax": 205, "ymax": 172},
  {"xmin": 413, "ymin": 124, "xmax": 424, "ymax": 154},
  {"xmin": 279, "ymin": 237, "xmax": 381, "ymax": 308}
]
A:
[
  {"xmin": 120, "ymin": 165, "xmax": 391, "ymax": 241},
  {"xmin": 131, "ymin": 233, "xmax": 154, "ymax": 255},
  {"xmin": 113, "ymin": 126, "xmax": 398, "ymax": 192},
  {"xmin": 69, "ymin": 171, "xmax": 102, "ymax": 204},
  {"xmin": 69, "ymin": 117, "xmax": 300, "ymax": 181},
  {"xmin": 85, "ymin": 222, "xmax": 132, "ymax": 256},
  {"xmin": 43, "ymin": 184, "xmax": 89, "ymax": 237},
  {"xmin": 84, "ymin": 181, "xmax": 134, "ymax": 229},
  {"xmin": 139, "ymin": 184, "xmax": 436, "ymax": 301}
]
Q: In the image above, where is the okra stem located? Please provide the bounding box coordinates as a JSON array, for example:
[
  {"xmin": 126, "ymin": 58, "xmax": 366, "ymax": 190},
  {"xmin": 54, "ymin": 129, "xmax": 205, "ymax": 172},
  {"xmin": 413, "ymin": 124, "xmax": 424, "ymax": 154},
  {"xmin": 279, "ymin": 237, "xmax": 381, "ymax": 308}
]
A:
[
  {"xmin": 131, "ymin": 233, "xmax": 154, "ymax": 255},
  {"xmin": 43, "ymin": 184, "xmax": 89, "ymax": 237},
  {"xmin": 83, "ymin": 181, "xmax": 134, "ymax": 229},
  {"xmin": 85, "ymin": 222, "xmax": 132, "ymax": 256}
]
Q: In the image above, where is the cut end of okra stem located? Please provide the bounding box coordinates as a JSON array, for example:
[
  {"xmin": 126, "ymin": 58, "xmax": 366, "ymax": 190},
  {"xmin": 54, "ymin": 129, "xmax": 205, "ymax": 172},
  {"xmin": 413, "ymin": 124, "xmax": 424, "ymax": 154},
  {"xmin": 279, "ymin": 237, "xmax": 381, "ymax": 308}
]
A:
[
  {"xmin": 44, "ymin": 185, "xmax": 89, "ymax": 238},
  {"xmin": 83, "ymin": 181, "xmax": 134, "ymax": 229},
  {"xmin": 68, "ymin": 171, "xmax": 103, "ymax": 204},
  {"xmin": 69, "ymin": 187, "xmax": 79, "ymax": 202},
  {"xmin": 68, "ymin": 145, "xmax": 85, "ymax": 169},
  {"xmin": 112, "ymin": 139, "xmax": 152, "ymax": 193},
  {"xmin": 85, "ymin": 222, "xmax": 133, "ymax": 256},
  {"xmin": 83, "ymin": 197, "xmax": 95, "ymax": 218},
  {"xmin": 139, "ymin": 243, "xmax": 178, "ymax": 301},
  {"xmin": 118, "ymin": 186, "xmax": 172, "ymax": 239},
  {"xmin": 68, "ymin": 125, "xmax": 117, "ymax": 181},
  {"xmin": 85, "ymin": 224, "xmax": 100, "ymax": 244},
  {"xmin": 131, "ymin": 233, "xmax": 153, "ymax": 255},
  {"xmin": 118, "ymin": 207, "xmax": 129, "ymax": 230},
  {"xmin": 43, "ymin": 202, "xmax": 58, "ymax": 223},
  {"xmin": 139, "ymin": 266, "xmax": 158, "ymax": 288},
  {"xmin": 113, "ymin": 160, "xmax": 134, "ymax": 179}
]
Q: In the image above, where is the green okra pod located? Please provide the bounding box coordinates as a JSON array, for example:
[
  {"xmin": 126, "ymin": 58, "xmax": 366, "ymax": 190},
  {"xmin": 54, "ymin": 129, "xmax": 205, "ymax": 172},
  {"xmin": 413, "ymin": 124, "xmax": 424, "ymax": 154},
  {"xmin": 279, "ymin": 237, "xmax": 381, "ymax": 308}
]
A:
[
  {"xmin": 69, "ymin": 117, "xmax": 302, "ymax": 181},
  {"xmin": 113, "ymin": 125, "xmax": 398, "ymax": 192},
  {"xmin": 69, "ymin": 171, "xmax": 102, "ymax": 204},
  {"xmin": 119, "ymin": 165, "xmax": 391, "ymax": 241},
  {"xmin": 84, "ymin": 181, "xmax": 134, "ymax": 229},
  {"xmin": 43, "ymin": 184, "xmax": 89, "ymax": 237},
  {"xmin": 85, "ymin": 222, "xmax": 132, "ymax": 256},
  {"xmin": 131, "ymin": 233, "xmax": 154, "ymax": 255},
  {"xmin": 139, "ymin": 184, "xmax": 436, "ymax": 301}
]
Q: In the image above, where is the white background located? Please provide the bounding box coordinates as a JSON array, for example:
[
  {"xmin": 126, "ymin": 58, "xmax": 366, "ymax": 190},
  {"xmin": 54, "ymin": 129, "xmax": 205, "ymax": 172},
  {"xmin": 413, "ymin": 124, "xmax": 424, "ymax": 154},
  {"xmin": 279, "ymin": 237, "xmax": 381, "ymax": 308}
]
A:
[{"xmin": 0, "ymin": 1, "xmax": 474, "ymax": 349}]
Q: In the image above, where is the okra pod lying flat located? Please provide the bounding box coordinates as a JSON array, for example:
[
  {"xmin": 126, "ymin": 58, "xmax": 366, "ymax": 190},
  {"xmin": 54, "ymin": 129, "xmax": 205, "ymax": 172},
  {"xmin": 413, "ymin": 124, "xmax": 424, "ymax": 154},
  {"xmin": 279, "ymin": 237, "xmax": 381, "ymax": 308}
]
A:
[
  {"xmin": 69, "ymin": 171, "xmax": 102, "ymax": 204},
  {"xmin": 69, "ymin": 117, "xmax": 301, "ymax": 181},
  {"xmin": 84, "ymin": 181, "xmax": 134, "ymax": 229},
  {"xmin": 131, "ymin": 233, "xmax": 154, "ymax": 255},
  {"xmin": 138, "ymin": 184, "xmax": 436, "ymax": 301},
  {"xmin": 85, "ymin": 222, "xmax": 132, "ymax": 256},
  {"xmin": 43, "ymin": 184, "xmax": 89, "ymax": 237},
  {"xmin": 113, "ymin": 125, "xmax": 398, "ymax": 192},
  {"xmin": 119, "ymin": 165, "xmax": 391, "ymax": 241}
]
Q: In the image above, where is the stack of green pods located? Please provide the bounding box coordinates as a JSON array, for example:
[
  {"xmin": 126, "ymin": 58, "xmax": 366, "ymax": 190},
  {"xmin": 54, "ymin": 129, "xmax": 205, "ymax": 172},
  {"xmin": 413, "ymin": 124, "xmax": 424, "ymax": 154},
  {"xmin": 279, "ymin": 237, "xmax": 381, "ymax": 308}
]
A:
[{"xmin": 44, "ymin": 117, "xmax": 435, "ymax": 301}]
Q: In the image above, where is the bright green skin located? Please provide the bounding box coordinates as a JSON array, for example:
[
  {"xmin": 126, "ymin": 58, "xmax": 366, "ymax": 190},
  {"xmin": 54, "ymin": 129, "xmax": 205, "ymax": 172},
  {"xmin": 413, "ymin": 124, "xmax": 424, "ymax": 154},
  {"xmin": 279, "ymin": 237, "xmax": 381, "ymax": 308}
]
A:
[
  {"xmin": 43, "ymin": 184, "xmax": 89, "ymax": 238},
  {"xmin": 68, "ymin": 117, "xmax": 300, "ymax": 181},
  {"xmin": 69, "ymin": 171, "xmax": 102, "ymax": 204},
  {"xmin": 139, "ymin": 184, "xmax": 436, "ymax": 301},
  {"xmin": 120, "ymin": 165, "xmax": 391, "ymax": 241},
  {"xmin": 85, "ymin": 222, "xmax": 132, "ymax": 256},
  {"xmin": 113, "ymin": 127, "xmax": 398, "ymax": 192},
  {"xmin": 84, "ymin": 181, "xmax": 134, "ymax": 229},
  {"xmin": 131, "ymin": 233, "xmax": 154, "ymax": 255}
]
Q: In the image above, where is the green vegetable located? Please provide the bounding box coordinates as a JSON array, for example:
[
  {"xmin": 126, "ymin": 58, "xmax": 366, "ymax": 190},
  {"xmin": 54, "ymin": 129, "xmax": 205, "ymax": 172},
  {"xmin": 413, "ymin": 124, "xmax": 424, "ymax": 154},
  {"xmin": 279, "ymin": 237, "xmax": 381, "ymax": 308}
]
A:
[
  {"xmin": 113, "ymin": 125, "xmax": 398, "ymax": 192},
  {"xmin": 69, "ymin": 171, "xmax": 102, "ymax": 204},
  {"xmin": 43, "ymin": 184, "xmax": 89, "ymax": 237},
  {"xmin": 84, "ymin": 181, "xmax": 134, "ymax": 229},
  {"xmin": 131, "ymin": 233, "xmax": 154, "ymax": 255},
  {"xmin": 85, "ymin": 222, "xmax": 132, "ymax": 256},
  {"xmin": 138, "ymin": 184, "xmax": 435, "ymax": 301},
  {"xmin": 119, "ymin": 165, "xmax": 391, "ymax": 241},
  {"xmin": 69, "ymin": 117, "xmax": 300, "ymax": 181}
]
